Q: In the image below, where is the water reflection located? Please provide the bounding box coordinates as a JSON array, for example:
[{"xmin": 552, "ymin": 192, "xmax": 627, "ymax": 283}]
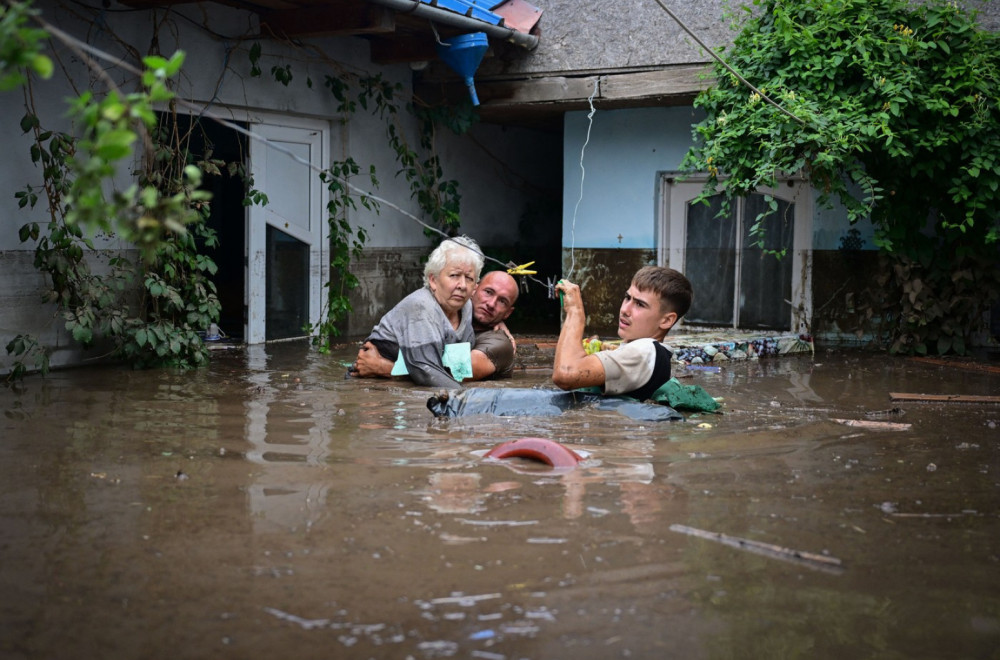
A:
[
  {"xmin": 419, "ymin": 460, "xmax": 671, "ymax": 524},
  {"xmin": 242, "ymin": 345, "xmax": 336, "ymax": 533},
  {"xmin": 424, "ymin": 472, "xmax": 486, "ymax": 514}
]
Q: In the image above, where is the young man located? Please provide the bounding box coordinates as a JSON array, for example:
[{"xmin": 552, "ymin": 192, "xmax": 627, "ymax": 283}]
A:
[
  {"xmin": 351, "ymin": 270, "xmax": 520, "ymax": 381},
  {"xmin": 552, "ymin": 266, "xmax": 692, "ymax": 401}
]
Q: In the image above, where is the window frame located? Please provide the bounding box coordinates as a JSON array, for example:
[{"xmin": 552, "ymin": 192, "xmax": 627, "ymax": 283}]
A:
[{"xmin": 657, "ymin": 173, "xmax": 813, "ymax": 334}]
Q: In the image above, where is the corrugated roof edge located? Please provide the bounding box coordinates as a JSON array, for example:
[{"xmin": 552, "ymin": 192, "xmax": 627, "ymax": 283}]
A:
[
  {"xmin": 420, "ymin": 0, "xmax": 502, "ymax": 25},
  {"xmin": 369, "ymin": 0, "xmax": 540, "ymax": 48}
]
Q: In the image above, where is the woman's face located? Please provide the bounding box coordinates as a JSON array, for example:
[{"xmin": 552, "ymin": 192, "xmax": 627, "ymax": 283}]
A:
[{"xmin": 428, "ymin": 260, "xmax": 477, "ymax": 316}]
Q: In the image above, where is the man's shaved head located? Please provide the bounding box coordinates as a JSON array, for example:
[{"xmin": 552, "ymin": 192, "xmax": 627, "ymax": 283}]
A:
[{"xmin": 473, "ymin": 271, "xmax": 519, "ymax": 326}]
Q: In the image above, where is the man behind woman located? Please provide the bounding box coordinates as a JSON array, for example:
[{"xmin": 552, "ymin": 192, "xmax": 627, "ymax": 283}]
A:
[{"xmin": 355, "ymin": 235, "xmax": 483, "ymax": 389}]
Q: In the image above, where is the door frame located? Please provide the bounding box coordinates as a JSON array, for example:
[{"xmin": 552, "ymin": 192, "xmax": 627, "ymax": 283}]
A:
[
  {"xmin": 245, "ymin": 113, "xmax": 329, "ymax": 344},
  {"xmin": 658, "ymin": 173, "xmax": 813, "ymax": 333}
]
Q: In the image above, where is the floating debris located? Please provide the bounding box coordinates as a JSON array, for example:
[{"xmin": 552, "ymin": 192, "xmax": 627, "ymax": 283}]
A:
[
  {"xmin": 831, "ymin": 418, "xmax": 911, "ymax": 431},
  {"xmin": 670, "ymin": 523, "xmax": 843, "ymax": 574},
  {"xmin": 890, "ymin": 392, "xmax": 1000, "ymax": 404},
  {"xmin": 456, "ymin": 519, "xmax": 538, "ymax": 527},
  {"xmin": 864, "ymin": 407, "xmax": 905, "ymax": 418}
]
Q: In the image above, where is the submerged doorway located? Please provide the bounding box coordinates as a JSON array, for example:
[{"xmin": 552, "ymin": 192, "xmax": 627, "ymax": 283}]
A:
[
  {"xmin": 163, "ymin": 112, "xmax": 248, "ymax": 341},
  {"xmin": 161, "ymin": 113, "xmax": 328, "ymax": 344},
  {"xmin": 246, "ymin": 120, "xmax": 327, "ymax": 344}
]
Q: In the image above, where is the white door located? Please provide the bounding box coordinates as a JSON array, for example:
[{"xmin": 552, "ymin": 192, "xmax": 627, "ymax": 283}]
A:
[
  {"xmin": 659, "ymin": 177, "xmax": 812, "ymax": 333},
  {"xmin": 246, "ymin": 120, "xmax": 327, "ymax": 344}
]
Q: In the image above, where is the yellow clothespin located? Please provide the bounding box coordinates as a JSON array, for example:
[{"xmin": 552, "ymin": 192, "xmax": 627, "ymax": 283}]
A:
[{"xmin": 506, "ymin": 260, "xmax": 537, "ymax": 275}]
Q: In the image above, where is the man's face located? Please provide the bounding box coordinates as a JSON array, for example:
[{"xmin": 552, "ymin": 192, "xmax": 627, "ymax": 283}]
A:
[
  {"xmin": 473, "ymin": 272, "xmax": 518, "ymax": 326},
  {"xmin": 617, "ymin": 284, "xmax": 677, "ymax": 342}
]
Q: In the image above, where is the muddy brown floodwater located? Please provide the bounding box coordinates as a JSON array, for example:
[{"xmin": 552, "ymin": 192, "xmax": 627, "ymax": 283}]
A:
[{"xmin": 1, "ymin": 341, "xmax": 999, "ymax": 660}]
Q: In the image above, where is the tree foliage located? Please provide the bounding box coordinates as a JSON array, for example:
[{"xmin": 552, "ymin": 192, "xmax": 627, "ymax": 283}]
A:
[
  {"xmin": 3, "ymin": 0, "xmax": 220, "ymax": 378},
  {"xmin": 683, "ymin": 0, "xmax": 1000, "ymax": 354},
  {"xmin": 0, "ymin": 0, "xmax": 52, "ymax": 90}
]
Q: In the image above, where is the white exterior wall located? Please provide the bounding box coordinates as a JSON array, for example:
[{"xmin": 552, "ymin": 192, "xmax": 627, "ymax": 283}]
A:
[{"xmin": 0, "ymin": 1, "xmax": 550, "ymax": 372}]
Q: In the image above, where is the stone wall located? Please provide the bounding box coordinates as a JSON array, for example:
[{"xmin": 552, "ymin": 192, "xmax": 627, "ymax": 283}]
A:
[{"xmin": 559, "ymin": 247, "xmax": 657, "ymax": 337}]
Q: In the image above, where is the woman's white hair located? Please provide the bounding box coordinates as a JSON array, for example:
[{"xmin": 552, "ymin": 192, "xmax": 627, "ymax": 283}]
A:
[{"xmin": 423, "ymin": 235, "xmax": 484, "ymax": 286}]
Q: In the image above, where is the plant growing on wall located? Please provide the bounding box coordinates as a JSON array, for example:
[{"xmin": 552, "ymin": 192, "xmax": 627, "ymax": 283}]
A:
[
  {"xmin": 683, "ymin": 0, "xmax": 1000, "ymax": 354},
  {"xmin": 7, "ymin": 52, "xmax": 222, "ymax": 380},
  {"xmin": 305, "ymin": 156, "xmax": 374, "ymax": 352},
  {"xmin": 315, "ymin": 66, "xmax": 466, "ymax": 237},
  {"xmin": 249, "ymin": 52, "xmax": 471, "ymax": 349},
  {"xmin": 1, "ymin": 0, "xmax": 227, "ymax": 379},
  {"xmin": 2, "ymin": 0, "xmax": 475, "ymax": 375}
]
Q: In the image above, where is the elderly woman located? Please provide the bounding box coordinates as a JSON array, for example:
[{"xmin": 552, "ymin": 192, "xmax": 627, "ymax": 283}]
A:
[{"xmin": 352, "ymin": 235, "xmax": 484, "ymax": 388}]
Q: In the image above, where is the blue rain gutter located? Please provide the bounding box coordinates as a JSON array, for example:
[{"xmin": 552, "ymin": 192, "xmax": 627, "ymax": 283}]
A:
[{"xmin": 366, "ymin": 0, "xmax": 539, "ymax": 50}]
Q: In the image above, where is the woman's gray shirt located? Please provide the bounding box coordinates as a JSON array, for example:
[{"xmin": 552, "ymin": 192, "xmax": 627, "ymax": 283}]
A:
[{"xmin": 365, "ymin": 287, "xmax": 475, "ymax": 388}]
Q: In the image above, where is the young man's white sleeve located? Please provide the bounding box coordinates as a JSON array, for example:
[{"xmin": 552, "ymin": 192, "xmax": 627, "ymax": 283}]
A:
[{"xmin": 593, "ymin": 338, "xmax": 658, "ymax": 395}]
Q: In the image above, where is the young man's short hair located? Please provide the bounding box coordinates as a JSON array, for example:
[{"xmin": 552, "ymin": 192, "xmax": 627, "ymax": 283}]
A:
[{"xmin": 631, "ymin": 266, "xmax": 693, "ymax": 318}]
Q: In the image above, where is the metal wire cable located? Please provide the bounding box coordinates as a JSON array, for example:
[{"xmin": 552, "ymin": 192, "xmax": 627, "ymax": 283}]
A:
[{"xmin": 31, "ymin": 13, "xmax": 556, "ymax": 290}]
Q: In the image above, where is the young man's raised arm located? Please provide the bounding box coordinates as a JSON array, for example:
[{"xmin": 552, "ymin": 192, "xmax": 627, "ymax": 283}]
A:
[{"xmin": 552, "ymin": 280, "xmax": 606, "ymax": 391}]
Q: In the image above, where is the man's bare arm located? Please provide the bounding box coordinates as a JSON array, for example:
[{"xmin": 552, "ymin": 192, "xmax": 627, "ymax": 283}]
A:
[
  {"xmin": 350, "ymin": 341, "xmax": 395, "ymax": 378},
  {"xmin": 494, "ymin": 321, "xmax": 516, "ymax": 353},
  {"xmin": 552, "ymin": 280, "xmax": 606, "ymax": 391},
  {"xmin": 471, "ymin": 350, "xmax": 497, "ymax": 380}
]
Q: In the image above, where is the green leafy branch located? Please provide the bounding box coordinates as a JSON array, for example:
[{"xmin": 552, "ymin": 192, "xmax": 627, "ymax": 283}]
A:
[
  {"xmin": 682, "ymin": 0, "xmax": 1000, "ymax": 354},
  {"xmin": 0, "ymin": 0, "xmax": 53, "ymax": 90},
  {"xmin": 6, "ymin": 37, "xmax": 222, "ymax": 379}
]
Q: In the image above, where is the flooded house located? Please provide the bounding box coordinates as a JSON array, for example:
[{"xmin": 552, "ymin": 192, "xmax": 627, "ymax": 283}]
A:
[
  {"xmin": 2, "ymin": 4, "xmax": 1000, "ymax": 658},
  {"xmin": 1, "ymin": 0, "xmax": 998, "ymax": 376}
]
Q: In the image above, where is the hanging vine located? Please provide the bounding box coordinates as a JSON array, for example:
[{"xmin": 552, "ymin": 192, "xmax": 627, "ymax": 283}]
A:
[
  {"xmin": 3, "ymin": 0, "xmax": 476, "ymax": 375},
  {"xmin": 246, "ymin": 53, "xmax": 474, "ymax": 350},
  {"xmin": 6, "ymin": 53, "xmax": 225, "ymax": 381}
]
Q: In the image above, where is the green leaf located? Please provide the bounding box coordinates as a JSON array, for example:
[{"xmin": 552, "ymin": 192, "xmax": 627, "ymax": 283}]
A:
[
  {"xmin": 95, "ymin": 129, "xmax": 137, "ymax": 161},
  {"xmin": 143, "ymin": 55, "xmax": 169, "ymax": 71},
  {"xmin": 164, "ymin": 51, "xmax": 186, "ymax": 75},
  {"xmin": 71, "ymin": 324, "xmax": 93, "ymax": 345},
  {"xmin": 31, "ymin": 54, "xmax": 53, "ymax": 79},
  {"xmin": 19, "ymin": 113, "xmax": 38, "ymax": 132}
]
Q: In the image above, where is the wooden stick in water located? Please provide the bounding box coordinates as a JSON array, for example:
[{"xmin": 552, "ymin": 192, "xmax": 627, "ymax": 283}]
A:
[
  {"xmin": 830, "ymin": 418, "xmax": 912, "ymax": 431},
  {"xmin": 890, "ymin": 392, "xmax": 1000, "ymax": 404},
  {"xmin": 670, "ymin": 524, "xmax": 844, "ymax": 573}
]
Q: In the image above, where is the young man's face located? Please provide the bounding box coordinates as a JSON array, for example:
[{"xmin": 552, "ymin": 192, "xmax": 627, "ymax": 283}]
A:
[{"xmin": 617, "ymin": 284, "xmax": 677, "ymax": 342}]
